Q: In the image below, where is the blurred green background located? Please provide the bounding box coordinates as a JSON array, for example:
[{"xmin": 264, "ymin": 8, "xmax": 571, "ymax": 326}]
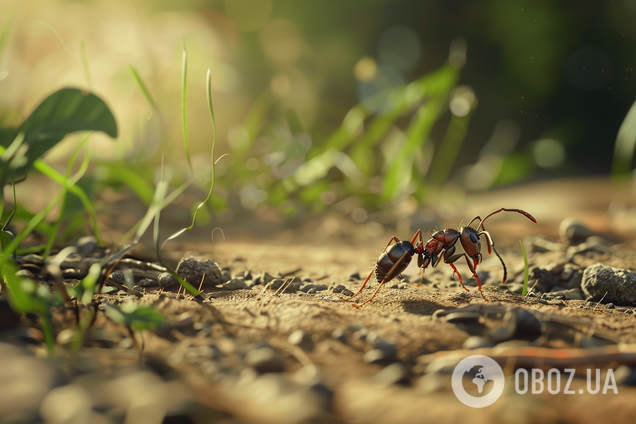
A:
[{"xmin": 1, "ymin": 0, "xmax": 636, "ymax": 239}]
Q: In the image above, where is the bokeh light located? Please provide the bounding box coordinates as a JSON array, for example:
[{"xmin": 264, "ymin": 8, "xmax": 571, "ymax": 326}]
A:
[{"xmin": 533, "ymin": 138, "xmax": 565, "ymax": 168}]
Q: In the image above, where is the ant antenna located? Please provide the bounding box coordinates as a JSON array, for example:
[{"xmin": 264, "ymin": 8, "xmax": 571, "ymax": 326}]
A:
[{"xmin": 476, "ymin": 208, "xmax": 537, "ymax": 232}]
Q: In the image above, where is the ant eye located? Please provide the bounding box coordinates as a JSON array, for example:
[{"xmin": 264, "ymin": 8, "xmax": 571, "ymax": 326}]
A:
[{"xmin": 469, "ymin": 233, "xmax": 479, "ymax": 244}]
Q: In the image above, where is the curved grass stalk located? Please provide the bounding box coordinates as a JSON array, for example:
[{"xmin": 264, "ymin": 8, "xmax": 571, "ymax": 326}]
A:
[{"xmin": 159, "ymin": 69, "xmax": 217, "ymax": 253}]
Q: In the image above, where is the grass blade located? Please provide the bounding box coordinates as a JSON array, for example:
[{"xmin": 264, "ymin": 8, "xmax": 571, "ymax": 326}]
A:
[
  {"xmin": 181, "ymin": 48, "xmax": 193, "ymax": 172},
  {"xmin": 612, "ymin": 99, "xmax": 636, "ymax": 180},
  {"xmin": 80, "ymin": 40, "xmax": 93, "ymax": 90},
  {"xmin": 42, "ymin": 134, "xmax": 90, "ymax": 260},
  {"xmin": 130, "ymin": 65, "xmax": 160, "ymax": 115}
]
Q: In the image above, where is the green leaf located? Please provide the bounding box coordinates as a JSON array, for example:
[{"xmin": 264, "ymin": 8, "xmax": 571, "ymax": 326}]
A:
[{"xmin": 1, "ymin": 88, "xmax": 117, "ymax": 181}]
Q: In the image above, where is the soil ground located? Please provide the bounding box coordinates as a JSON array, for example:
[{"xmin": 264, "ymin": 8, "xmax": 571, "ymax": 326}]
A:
[{"xmin": 3, "ymin": 177, "xmax": 636, "ymax": 424}]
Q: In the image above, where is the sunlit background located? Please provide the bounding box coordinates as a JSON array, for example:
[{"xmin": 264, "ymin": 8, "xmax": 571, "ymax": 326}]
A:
[{"xmin": 2, "ymin": 0, "xmax": 636, "ymax": 240}]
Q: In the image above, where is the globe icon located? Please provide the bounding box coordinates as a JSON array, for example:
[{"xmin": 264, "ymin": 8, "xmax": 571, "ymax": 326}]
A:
[{"xmin": 462, "ymin": 365, "xmax": 494, "ymax": 396}]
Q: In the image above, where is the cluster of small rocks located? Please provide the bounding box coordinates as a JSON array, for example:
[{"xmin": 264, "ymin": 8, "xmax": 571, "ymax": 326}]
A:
[{"xmin": 136, "ymin": 257, "xmax": 349, "ymax": 296}]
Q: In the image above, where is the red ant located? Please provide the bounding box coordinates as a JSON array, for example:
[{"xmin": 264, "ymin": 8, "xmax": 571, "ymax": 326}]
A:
[{"xmin": 343, "ymin": 208, "xmax": 537, "ymax": 308}]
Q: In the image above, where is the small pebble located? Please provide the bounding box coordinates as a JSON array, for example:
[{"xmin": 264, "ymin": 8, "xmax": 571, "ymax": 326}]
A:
[
  {"xmin": 363, "ymin": 349, "xmax": 393, "ymax": 364},
  {"xmin": 158, "ymin": 272, "xmax": 179, "ymax": 290},
  {"xmin": 109, "ymin": 271, "xmax": 126, "ymax": 284},
  {"xmin": 223, "ymin": 278, "xmax": 248, "ymax": 290},
  {"xmin": 76, "ymin": 236, "xmax": 98, "ymax": 255},
  {"xmin": 349, "ymin": 272, "xmax": 361, "ymax": 280},
  {"xmin": 463, "ymin": 336, "xmax": 495, "ymax": 350},
  {"xmin": 332, "ymin": 284, "xmax": 346, "ymax": 293},
  {"xmin": 606, "ymin": 303, "xmax": 615, "ymax": 309},
  {"xmin": 287, "ymin": 329, "xmax": 315, "ymax": 351},
  {"xmin": 331, "ymin": 328, "xmax": 346, "ymax": 341},
  {"xmin": 374, "ymin": 363, "xmax": 410, "ymax": 386},
  {"xmin": 342, "ymin": 289, "xmax": 354, "ymax": 297},
  {"xmin": 138, "ymin": 278, "xmax": 160, "ymax": 289},
  {"xmin": 445, "ymin": 312, "xmax": 481, "ymax": 324},
  {"xmin": 245, "ymin": 347, "xmax": 286, "ymax": 373}
]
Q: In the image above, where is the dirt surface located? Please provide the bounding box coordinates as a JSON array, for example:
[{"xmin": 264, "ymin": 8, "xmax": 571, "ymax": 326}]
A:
[{"xmin": 4, "ymin": 177, "xmax": 636, "ymax": 424}]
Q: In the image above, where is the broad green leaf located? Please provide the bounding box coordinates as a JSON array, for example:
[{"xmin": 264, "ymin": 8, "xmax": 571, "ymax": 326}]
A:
[{"xmin": 1, "ymin": 88, "xmax": 117, "ymax": 181}]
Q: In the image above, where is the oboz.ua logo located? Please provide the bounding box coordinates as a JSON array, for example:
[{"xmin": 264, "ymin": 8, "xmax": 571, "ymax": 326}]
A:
[
  {"xmin": 452, "ymin": 355, "xmax": 619, "ymax": 408},
  {"xmin": 451, "ymin": 355, "xmax": 505, "ymax": 408}
]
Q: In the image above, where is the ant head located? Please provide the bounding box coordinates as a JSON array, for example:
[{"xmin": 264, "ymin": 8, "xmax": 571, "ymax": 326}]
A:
[{"xmin": 459, "ymin": 226, "xmax": 481, "ymax": 260}]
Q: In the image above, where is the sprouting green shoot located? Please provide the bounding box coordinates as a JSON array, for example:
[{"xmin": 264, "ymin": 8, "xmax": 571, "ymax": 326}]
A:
[
  {"xmin": 181, "ymin": 47, "xmax": 193, "ymax": 172},
  {"xmin": 521, "ymin": 239, "xmax": 529, "ymax": 296},
  {"xmin": 159, "ymin": 69, "xmax": 217, "ymax": 252}
]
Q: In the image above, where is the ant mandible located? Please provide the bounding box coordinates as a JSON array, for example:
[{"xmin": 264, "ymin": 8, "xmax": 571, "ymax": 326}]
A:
[{"xmin": 343, "ymin": 208, "xmax": 537, "ymax": 308}]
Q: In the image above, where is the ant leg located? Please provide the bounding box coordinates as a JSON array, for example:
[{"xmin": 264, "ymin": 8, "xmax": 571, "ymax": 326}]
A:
[
  {"xmin": 478, "ymin": 230, "xmax": 508, "ymax": 283},
  {"xmin": 416, "ymin": 267, "xmax": 426, "ymax": 287},
  {"xmin": 341, "ymin": 268, "xmax": 374, "ymax": 302},
  {"xmin": 448, "ymin": 263, "xmax": 469, "ymax": 291},
  {"xmin": 410, "ymin": 229, "xmax": 421, "ymax": 245},
  {"xmin": 381, "ymin": 236, "xmax": 402, "ymax": 252},
  {"xmin": 353, "ymin": 251, "xmax": 409, "ymax": 308}
]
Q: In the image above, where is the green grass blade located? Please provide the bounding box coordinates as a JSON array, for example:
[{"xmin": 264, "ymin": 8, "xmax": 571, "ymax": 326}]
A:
[
  {"xmin": 118, "ymin": 177, "xmax": 192, "ymax": 244},
  {"xmin": 42, "ymin": 134, "xmax": 90, "ymax": 260},
  {"xmin": 612, "ymin": 99, "xmax": 636, "ymax": 180},
  {"xmin": 181, "ymin": 48, "xmax": 193, "ymax": 173},
  {"xmin": 2, "ymin": 154, "xmax": 88, "ymax": 258},
  {"xmin": 2, "ymin": 179, "xmax": 17, "ymax": 231},
  {"xmin": 80, "ymin": 40, "xmax": 93, "ymax": 90},
  {"xmin": 130, "ymin": 65, "xmax": 160, "ymax": 115},
  {"xmin": 33, "ymin": 158, "xmax": 101, "ymax": 243},
  {"xmin": 159, "ymin": 69, "xmax": 217, "ymax": 253},
  {"xmin": 152, "ymin": 157, "xmax": 200, "ymax": 297},
  {"xmin": 427, "ymin": 114, "xmax": 471, "ymax": 187},
  {"xmin": 0, "ymin": 3, "xmax": 16, "ymax": 65},
  {"xmin": 521, "ymin": 239, "xmax": 529, "ymax": 296}
]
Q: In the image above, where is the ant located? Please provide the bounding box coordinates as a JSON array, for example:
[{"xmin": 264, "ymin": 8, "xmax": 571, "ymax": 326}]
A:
[{"xmin": 343, "ymin": 208, "xmax": 537, "ymax": 308}]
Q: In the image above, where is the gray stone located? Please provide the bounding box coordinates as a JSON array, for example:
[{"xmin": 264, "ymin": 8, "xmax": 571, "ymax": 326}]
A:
[
  {"xmin": 581, "ymin": 263, "xmax": 636, "ymax": 306},
  {"xmin": 549, "ymin": 288, "xmax": 583, "ymax": 300},
  {"xmin": 223, "ymin": 278, "xmax": 248, "ymax": 290},
  {"xmin": 138, "ymin": 278, "xmax": 160, "ymax": 289},
  {"xmin": 109, "ymin": 270, "xmax": 125, "ymax": 284},
  {"xmin": 331, "ymin": 284, "xmax": 346, "ymax": 293},
  {"xmin": 175, "ymin": 257, "xmax": 223, "ymax": 290},
  {"xmin": 268, "ymin": 279, "xmax": 302, "ymax": 293},
  {"xmin": 559, "ymin": 217, "xmax": 593, "ymax": 246},
  {"xmin": 158, "ymin": 272, "xmax": 179, "ymax": 290},
  {"xmin": 76, "ymin": 236, "xmax": 99, "ymax": 255}
]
